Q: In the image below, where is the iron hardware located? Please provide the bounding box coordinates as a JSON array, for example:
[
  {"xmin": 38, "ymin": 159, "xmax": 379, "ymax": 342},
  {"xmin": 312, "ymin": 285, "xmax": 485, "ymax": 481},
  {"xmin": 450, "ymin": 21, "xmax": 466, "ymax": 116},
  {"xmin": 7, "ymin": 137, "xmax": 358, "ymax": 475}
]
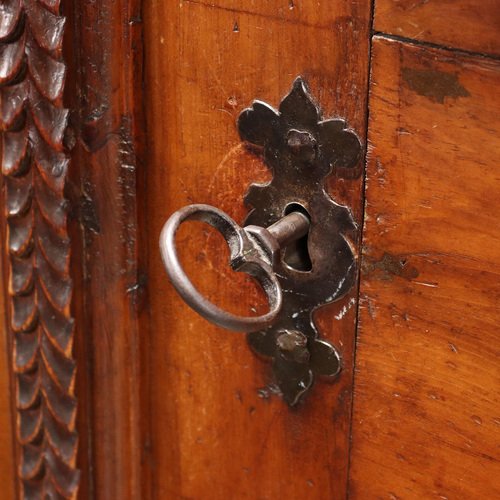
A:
[
  {"xmin": 159, "ymin": 77, "xmax": 362, "ymax": 405},
  {"xmin": 160, "ymin": 205, "xmax": 309, "ymax": 332}
]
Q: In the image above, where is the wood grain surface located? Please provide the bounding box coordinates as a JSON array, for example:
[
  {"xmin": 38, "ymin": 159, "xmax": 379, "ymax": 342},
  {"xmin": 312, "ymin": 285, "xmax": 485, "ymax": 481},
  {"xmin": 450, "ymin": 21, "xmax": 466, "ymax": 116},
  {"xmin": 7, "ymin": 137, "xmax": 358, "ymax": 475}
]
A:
[
  {"xmin": 64, "ymin": 0, "xmax": 147, "ymax": 498},
  {"xmin": 2, "ymin": 2, "xmax": 498, "ymax": 498},
  {"xmin": 0, "ymin": 261, "xmax": 15, "ymax": 499},
  {"xmin": 142, "ymin": 1, "xmax": 371, "ymax": 498},
  {"xmin": 375, "ymin": 0, "xmax": 500, "ymax": 56},
  {"xmin": 349, "ymin": 36, "xmax": 500, "ymax": 499}
]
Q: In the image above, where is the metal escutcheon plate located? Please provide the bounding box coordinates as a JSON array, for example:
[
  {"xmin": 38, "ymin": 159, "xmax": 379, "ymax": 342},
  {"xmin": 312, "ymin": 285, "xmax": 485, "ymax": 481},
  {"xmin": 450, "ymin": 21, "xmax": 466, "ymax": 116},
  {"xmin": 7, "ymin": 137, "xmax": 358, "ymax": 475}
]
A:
[{"xmin": 160, "ymin": 77, "xmax": 362, "ymax": 406}]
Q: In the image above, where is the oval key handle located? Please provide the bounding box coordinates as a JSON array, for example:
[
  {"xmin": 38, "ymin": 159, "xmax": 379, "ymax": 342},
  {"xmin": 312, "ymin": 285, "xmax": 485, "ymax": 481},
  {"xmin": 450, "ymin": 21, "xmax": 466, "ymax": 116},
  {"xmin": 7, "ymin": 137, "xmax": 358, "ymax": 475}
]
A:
[{"xmin": 159, "ymin": 204, "xmax": 310, "ymax": 332}]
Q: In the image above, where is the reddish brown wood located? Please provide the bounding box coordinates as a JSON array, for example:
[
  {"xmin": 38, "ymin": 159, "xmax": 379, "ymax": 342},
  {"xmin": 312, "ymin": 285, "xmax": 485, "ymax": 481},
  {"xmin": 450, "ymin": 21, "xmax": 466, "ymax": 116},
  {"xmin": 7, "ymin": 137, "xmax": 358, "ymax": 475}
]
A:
[
  {"xmin": 0, "ymin": 258, "xmax": 16, "ymax": 499},
  {"xmin": 142, "ymin": 2, "xmax": 371, "ymax": 498},
  {"xmin": 5, "ymin": 2, "xmax": 499, "ymax": 498},
  {"xmin": 0, "ymin": 1, "xmax": 79, "ymax": 497},
  {"xmin": 349, "ymin": 36, "xmax": 500, "ymax": 498},
  {"xmin": 64, "ymin": 0, "xmax": 148, "ymax": 498},
  {"xmin": 375, "ymin": 0, "xmax": 500, "ymax": 55},
  {"xmin": 0, "ymin": 1, "xmax": 148, "ymax": 498}
]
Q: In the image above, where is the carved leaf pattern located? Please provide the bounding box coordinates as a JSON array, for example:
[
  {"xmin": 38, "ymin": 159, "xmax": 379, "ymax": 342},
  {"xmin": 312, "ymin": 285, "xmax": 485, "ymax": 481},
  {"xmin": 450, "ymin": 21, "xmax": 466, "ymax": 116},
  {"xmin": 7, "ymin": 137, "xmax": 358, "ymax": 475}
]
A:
[{"xmin": 0, "ymin": 1, "xmax": 79, "ymax": 498}]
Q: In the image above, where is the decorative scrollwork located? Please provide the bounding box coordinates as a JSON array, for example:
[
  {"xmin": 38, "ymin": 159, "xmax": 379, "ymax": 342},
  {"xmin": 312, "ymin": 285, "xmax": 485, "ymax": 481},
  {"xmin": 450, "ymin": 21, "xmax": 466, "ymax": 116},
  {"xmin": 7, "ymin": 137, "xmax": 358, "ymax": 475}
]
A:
[
  {"xmin": 238, "ymin": 77, "xmax": 362, "ymax": 405},
  {"xmin": 0, "ymin": 1, "xmax": 79, "ymax": 497}
]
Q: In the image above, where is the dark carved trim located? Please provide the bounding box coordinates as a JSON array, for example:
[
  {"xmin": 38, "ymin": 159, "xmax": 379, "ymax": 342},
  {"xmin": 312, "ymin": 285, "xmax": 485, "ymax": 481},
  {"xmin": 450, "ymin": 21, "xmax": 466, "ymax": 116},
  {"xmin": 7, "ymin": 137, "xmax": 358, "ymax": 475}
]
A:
[{"xmin": 0, "ymin": 1, "xmax": 79, "ymax": 498}]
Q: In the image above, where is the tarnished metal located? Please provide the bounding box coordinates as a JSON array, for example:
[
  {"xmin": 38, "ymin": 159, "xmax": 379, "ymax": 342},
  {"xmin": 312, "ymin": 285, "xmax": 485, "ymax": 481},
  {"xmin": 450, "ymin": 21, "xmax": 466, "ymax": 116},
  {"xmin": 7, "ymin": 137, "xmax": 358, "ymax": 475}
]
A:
[
  {"xmin": 159, "ymin": 206, "xmax": 309, "ymax": 332},
  {"xmin": 238, "ymin": 77, "xmax": 362, "ymax": 404},
  {"xmin": 159, "ymin": 77, "xmax": 362, "ymax": 405}
]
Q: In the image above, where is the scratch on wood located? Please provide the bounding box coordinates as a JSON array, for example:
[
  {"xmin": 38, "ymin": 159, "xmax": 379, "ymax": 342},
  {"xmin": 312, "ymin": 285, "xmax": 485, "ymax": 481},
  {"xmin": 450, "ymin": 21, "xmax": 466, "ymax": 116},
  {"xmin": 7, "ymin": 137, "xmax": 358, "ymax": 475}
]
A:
[
  {"xmin": 335, "ymin": 297, "xmax": 357, "ymax": 320},
  {"xmin": 362, "ymin": 252, "xmax": 420, "ymax": 281}
]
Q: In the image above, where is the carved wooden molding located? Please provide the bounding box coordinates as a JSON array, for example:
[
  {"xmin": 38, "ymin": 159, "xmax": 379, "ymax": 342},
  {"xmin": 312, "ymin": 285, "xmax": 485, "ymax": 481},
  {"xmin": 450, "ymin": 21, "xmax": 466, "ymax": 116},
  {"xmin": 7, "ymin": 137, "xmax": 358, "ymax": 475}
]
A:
[{"xmin": 0, "ymin": 1, "xmax": 79, "ymax": 498}]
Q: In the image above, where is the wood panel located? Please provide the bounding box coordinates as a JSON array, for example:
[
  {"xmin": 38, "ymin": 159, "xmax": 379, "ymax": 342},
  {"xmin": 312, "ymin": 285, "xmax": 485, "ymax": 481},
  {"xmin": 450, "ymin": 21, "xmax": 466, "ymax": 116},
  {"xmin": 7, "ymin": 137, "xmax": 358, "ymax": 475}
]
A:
[
  {"xmin": 375, "ymin": 0, "xmax": 500, "ymax": 56},
  {"xmin": 143, "ymin": 1, "xmax": 370, "ymax": 498},
  {"xmin": 349, "ymin": 36, "xmax": 500, "ymax": 498}
]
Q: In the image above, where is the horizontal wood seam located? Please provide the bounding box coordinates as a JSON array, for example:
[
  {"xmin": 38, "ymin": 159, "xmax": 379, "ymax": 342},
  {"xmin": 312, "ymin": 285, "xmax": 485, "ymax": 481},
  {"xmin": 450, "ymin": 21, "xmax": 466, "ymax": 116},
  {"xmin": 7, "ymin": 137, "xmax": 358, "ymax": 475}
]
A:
[{"xmin": 372, "ymin": 31, "xmax": 500, "ymax": 61}]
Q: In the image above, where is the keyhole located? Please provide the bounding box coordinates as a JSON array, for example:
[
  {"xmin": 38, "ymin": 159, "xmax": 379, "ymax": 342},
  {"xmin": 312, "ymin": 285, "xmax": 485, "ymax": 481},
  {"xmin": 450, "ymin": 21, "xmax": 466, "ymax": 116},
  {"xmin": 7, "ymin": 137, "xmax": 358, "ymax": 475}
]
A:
[{"xmin": 283, "ymin": 203, "xmax": 312, "ymax": 272}]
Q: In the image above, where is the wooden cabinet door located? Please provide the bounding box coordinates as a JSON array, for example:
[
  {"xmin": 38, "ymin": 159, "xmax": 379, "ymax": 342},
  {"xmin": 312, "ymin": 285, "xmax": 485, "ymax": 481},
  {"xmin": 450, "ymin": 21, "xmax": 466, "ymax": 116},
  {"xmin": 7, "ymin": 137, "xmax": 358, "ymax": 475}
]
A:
[
  {"xmin": 350, "ymin": 36, "xmax": 500, "ymax": 499},
  {"xmin": 0, "ymin": 1, "xmax": 498, "ymax": 499},
  {"xmin": 141, "ymin": 3, "xmax": 370, "ymax": 499}
]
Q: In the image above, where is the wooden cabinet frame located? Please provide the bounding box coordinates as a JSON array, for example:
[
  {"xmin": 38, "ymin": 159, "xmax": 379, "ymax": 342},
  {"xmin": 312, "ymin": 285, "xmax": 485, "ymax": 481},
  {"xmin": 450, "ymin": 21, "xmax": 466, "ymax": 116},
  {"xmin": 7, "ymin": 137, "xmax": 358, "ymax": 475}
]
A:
[{"xmin": 0, "ymin": 1, "xmax": 498, "ymax": 499}]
